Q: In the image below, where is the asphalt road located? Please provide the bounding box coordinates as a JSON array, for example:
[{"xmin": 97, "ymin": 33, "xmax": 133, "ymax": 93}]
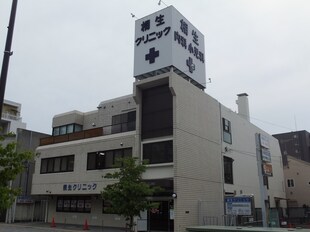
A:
[{"xmin": 0, "ymin": 223, "xmax": 125, "ymax": 232}]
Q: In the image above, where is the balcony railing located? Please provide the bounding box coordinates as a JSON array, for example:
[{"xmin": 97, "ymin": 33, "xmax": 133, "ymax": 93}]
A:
[
  {"xmin": 1, "ymin": 112, "xmax": 21, "ymax": 121},
  {"xmin": 39, "ymin": 123, "xmax": 136, "ymax": 146}
]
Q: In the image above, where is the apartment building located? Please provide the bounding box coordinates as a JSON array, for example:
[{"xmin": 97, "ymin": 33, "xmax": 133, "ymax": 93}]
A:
[
  {"xmin": 273, "ymin": 130, "xmax": 310, "ymax": 165},
  {"xmin": 0, "ymin": 100, "xmax": 48, "ymax": 222},
  {"xmin": 0, "ymin": 99, "xmax": 26, "ymax": 135}
]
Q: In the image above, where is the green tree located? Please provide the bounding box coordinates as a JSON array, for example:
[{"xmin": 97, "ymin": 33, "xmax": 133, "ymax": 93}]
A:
[
  {"xmin": 101, "ymin": 157, "xmax": 160, "ymax": 232},
  {"xmin": 0, "ymin": 134, "xmax": 33, "ymax": 211}
]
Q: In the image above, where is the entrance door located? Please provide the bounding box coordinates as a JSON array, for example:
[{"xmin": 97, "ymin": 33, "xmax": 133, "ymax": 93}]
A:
[{"xmin": 149, "ymin": 201, "xmax": 174, "ymax": 231}]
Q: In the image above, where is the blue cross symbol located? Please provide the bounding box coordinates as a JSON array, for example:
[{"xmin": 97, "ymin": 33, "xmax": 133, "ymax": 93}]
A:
[
  {"xmin": 186, "ymin": 57, "xmax": 195, "ymax": 73},
  {"xmin": 145, "ymin": 47, "xmax": 159, "ymax": 64}
]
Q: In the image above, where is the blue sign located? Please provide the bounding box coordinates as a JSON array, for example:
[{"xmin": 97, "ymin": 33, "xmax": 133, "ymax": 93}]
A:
[{"xmin": 225, "ymin": 196, "xmax": 253, "ymax": 216}]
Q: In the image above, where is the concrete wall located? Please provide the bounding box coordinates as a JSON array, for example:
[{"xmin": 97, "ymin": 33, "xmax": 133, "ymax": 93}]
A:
[
  {"xmin": 284, "ymin": 156, "xmax": 310, "ymax": 207},
  {"xmin": 32, "ymin": 132, "xmax": 135, "ymax": 227},
  {"xmin": 170, "ymin": 73, "xmax": 223, "ymax": 231},
  {"xmin": 221, "ymin": 105, "xmax": 286, "ymax": 209}
]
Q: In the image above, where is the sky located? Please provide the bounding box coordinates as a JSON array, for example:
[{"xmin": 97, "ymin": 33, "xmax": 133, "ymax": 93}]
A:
[{"xmin": 0, "ymin": 0, "xmax": 309, "ymax": 135}]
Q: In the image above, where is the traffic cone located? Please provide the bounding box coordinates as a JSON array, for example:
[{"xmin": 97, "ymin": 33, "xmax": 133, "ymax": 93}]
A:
[
  {"xmin": 83, "ymin": 219, "xmax": 89, "ymax": 230},
  {"xmin": 50, "ymin": 216, "xmax": 56, "ymax": 227}
]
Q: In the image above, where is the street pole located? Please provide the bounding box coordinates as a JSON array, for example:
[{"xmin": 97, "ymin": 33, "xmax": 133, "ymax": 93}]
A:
[
  {"xmin": 0, "ymin": 0, "xmax": 18, "ymax": 117},
  {"xmin": 255, "ymin": 133, "xmax": 268, "ymax": 227}
]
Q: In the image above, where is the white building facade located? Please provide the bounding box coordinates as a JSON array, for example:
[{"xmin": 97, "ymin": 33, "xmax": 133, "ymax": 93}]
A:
[
  {"xmin": 31, "ymin": 5, "xmax": 286, "ymax": 231},
  {"xmin": 32, "ymin": 72, "xmax": 286, "ymax": 231}
]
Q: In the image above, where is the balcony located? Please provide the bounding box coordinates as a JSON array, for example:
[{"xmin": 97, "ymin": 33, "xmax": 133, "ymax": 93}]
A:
[
  {"xmin": 40, "ymin": 123, "xmax": 136, "ymax": 146},
  {"xmin": 1, "ymin": 112, "xmax": 21, "ymax": 121},
  {"xmin": 40, "ymin": 127, "xmax": 103, "ymax": 146}
]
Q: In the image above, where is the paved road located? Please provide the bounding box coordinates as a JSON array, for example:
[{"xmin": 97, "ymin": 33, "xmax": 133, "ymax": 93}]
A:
[{"xmin": 0, "ymin": 222, "xmax": 126, "ymax": 232}]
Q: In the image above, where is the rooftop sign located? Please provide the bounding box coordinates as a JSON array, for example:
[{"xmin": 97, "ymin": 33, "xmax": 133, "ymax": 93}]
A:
[{"xmin": 134, "ymin": 6, "xmax": 206, "ymax": 89}]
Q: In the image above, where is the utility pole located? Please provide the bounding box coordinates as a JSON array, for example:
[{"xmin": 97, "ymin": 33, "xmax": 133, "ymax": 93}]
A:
[{"xmin": 0, "ymin": 0, "xmax": 18, "ymax": 118}]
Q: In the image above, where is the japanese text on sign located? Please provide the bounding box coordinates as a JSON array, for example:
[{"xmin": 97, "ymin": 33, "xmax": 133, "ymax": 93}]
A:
[
  {"xmin": 135, "ymin": 14, "xmax": 171, "ymax": 46},
  {"xmin": 63, "ymin": 183, "xmax": 97, "ymax": 192},
  {"xmin": 174, "ymin": 19, "xmax": 204, "ymax": 64}
]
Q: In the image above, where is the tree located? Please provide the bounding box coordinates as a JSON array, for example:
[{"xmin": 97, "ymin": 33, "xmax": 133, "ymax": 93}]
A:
[
  {"xmin": 101, "ymin": 157, "xmax": 160, "ymax": 232},
  {"xmin": 0, "ymin": 134, "xmax": 33, "ymax": 211}
]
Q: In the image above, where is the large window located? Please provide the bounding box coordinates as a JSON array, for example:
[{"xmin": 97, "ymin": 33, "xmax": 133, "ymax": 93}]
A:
[
  {"xmin": 41, "ymin": 155, "xmax": 74, "ymax": 174},
  {"xmin": 53, "ymin": 124, "xmax": 83, "ymax": 136},
  {"xmin": 223, "ymin": 118, "xmax": 232, "ymax": 144},
  {"xmin": 87, "ymin": 148, "xmax": 132, "ymax": 170},
  {"xmin": 57, "ymin": 196, "xmax": 91, "ymax": 213},
  {"xmin": 224, "ymin": 156, "xmax": 234, "ymax": 184},
  {"xmin": 111, "ymin": 111, "xmax": 136, "ymax": 134},
  {"xmin": 143, "ymin": 140, "xmax": 173, "ymax": 165},
  {"xmin": 142, "ymin": 85, "xmax": 173, "ymax": 139}
]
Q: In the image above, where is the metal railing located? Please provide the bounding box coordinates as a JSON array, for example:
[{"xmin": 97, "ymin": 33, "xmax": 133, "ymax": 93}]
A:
[{"xmin": 1, "ymin": 112, "xmax": 21, "ymax": 121}]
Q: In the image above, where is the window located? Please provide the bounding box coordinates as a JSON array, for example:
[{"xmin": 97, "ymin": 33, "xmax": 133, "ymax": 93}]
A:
[
  {"xmin": 142, "ymin": 85, "xmax": 173, "ymax": 139},
  {"xmin": 224, "ymin": 156, "xmax": 234, "ymax": 184},
  {"xmin": 53, "ymin": 127, "xmax": 60, "ymax": 136},
  {"xmin": 287, "ymin": 179, "xmax": 295, "ymax": 188},
  {"xmin": 57, "ymin": 196, "xmax": 91, "ymax": 213},
  {"xmin": 111, "ymin": 111, "xmax": 136, "ymax": 134},
  {"xmin": 87, "ymin": 148, "xmax": 132, "ymax": 170},
  {"xmin": 223, "ymin": 118, "xmax": 232, "ymax": 144},
  {"xmin": 52, "ymin": 124, "xmax": 83, "ymax": 136},
  {"xmin": 143, "ymin": 140, "xmax": 173, "ymax": 165},
  {"xmin": 40, "ymin": 155, "xmax": 74, "ymax": 174}
]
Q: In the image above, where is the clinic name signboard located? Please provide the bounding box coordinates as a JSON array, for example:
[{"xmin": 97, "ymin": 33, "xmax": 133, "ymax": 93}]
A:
[
  {"xmin": 62, "ymin": 182, "xmax": 97, "ymax": 192},
  {"xmin": 134, "ymin": 6, "xmax": 206, "ymax": 88},
  {"xmin": 225, "ymin": 196, "xmax": 254, "ymax": 216}
]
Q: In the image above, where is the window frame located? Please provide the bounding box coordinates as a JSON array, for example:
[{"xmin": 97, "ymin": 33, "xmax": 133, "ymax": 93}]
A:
[
  {"xmin": 111, "ymin": 111, "xmax": 136, "ymax": 134},
  {"xmin": 56, "ymin": 196, "xmax": 91, "ymax": 213},
  {"xmin": 142, "ymin": 140, "xmax": 173, "ymax": 165},
  {"xmin": 222, "ymin": 118, "xmax": 232, "ymax": 144},
  {"xmin": 52, "ymin": 123, "xmax": 83, "ymax": 136},
  {"xmin": 40, "ymin": 155, "xmax": 75, "ymax": 174},
  {"xmin": 287, "ymin": 178, "xmax": 295, "ymax": 188},
  {"xmin": 87, "ymin": 148, "xmax": 133, "ymax": 170},
  {"xmin": 224, "ymin": 156, "xmax": 234, "ymax": 184}
]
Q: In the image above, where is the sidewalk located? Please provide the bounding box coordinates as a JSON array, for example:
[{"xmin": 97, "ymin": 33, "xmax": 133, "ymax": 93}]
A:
[{"xmin": 3, "ymin": 222, "xmax": 127, "ymax": 232}]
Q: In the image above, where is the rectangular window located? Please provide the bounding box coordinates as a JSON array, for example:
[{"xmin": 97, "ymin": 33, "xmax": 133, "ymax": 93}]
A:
[
  {"xmin": 47, "ymin": 159, "xmax": 54, "ymax": 173},
  {"xmin": 224, "ymin": 156, "xmax": 234, "ymax": 184},
  {"xmin": 142, "ymin": 85, "xmax": 173, "ymax": 139},
  {"xmin": 57, "ymin": 196, "xmax": 91, "ymax": 213},
  {"xmin": 67, "ymin": 156, "xmax": 74, "ymax": 171},
  {"xmin": 67, "ymin": 124, "xmax": 74, "ymax": 134},
  {"xmin": 143, "ymin": 140, "xmax": 173, "ymax": 165},
  {"xmin": 70, "ymin": 198, "xmax": 77, "ymax": 212},
  {"xmin": 53, "ymin": 127, "xmax": 60, "ymax": 136},
  {"xmin": 287, "ymin": 179, "xmax": 295, "ymax": 188},
  {"xmin": 223, "ymin": 118, "xmax": 232, "ymax": 144},
  {"xmin": 87, "ymin": 148, "xmax": 132, "ymax": 170},
  {"xmin": 40, "ymin": 155, "xmax": 74, "ymax": 174},
  {"xmin": 87, "ymin": 153, "xmax": 96, "ymax": 170},
  {"xmin": 60, "ymin": 126, "xmax": 67, "ymax": 135},
  {"xmin": 111, "ymin": 111, "xmax": 136, "ymax": 134},
  {"xmin": 52, "ymin": 124, "xmax": 83, "ymax": 136},
  {"xmin": 40, "ymin": 159, "xmax": 48, "ymax": 174},
  {"xmin": 54, "ymin": 157, "xmax": 61, "ymax": 172}
]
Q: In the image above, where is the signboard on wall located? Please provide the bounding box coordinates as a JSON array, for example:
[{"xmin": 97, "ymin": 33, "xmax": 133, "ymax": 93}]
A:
[
  {"xmin": 134, "ymin": 6, "xmax": 206, "ymax": 89},
  {"xmin": 261, "ymin": 148, "xmax": 271, "ymax": 163},
  {"xmin": 262, "ymin": 163, "xmax": 273, "ymax": 176},
  {"xmin": 225, "ymin": 196, "xmax": 254, "ymax": 216}
]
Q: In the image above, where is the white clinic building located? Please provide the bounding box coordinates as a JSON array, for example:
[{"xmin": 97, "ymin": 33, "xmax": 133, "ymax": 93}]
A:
[{"xmin": 31, "ymin": 6, "xmax": 286, "ymax": 231}]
